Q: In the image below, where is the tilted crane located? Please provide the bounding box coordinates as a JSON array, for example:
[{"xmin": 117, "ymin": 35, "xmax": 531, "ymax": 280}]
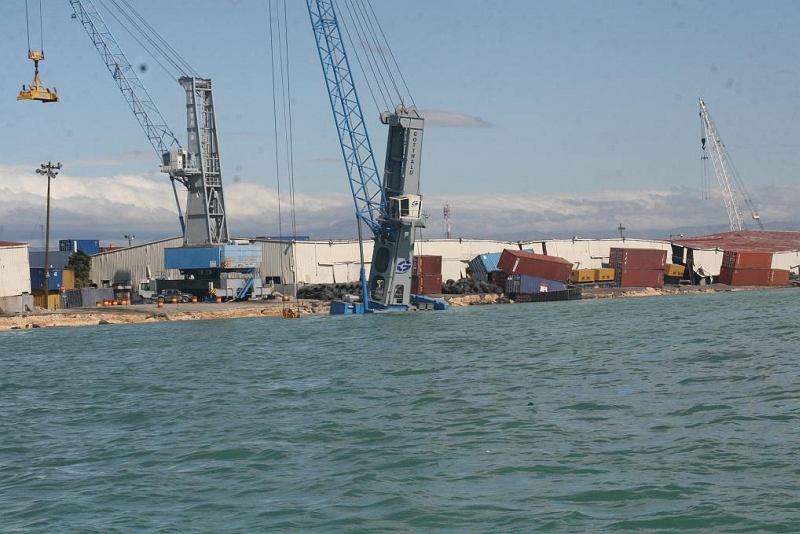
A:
[
  {"xmin": 308, "ymin": 0, "xmax": 443, "ymax": 313},
  {"xmin": 699, "ymin": 97, "xmax": 765, "ymax": 231},
  {"xmin": 69, "ymin": 0, "xmax": 229, "ymax": 245}
]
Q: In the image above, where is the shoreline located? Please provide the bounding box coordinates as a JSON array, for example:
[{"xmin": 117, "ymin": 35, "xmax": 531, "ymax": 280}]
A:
[{"xmin": 0, "ymin": 284, "xmax": 790, "ymax": 331}]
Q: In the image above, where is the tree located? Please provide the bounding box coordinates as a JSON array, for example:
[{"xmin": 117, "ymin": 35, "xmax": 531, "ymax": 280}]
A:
[{"xmin": 67, "ymin": 250, "xmax": 92, "ymax": 288}]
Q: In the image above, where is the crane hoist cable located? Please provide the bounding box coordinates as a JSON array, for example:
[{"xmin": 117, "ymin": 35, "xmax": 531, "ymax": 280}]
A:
[
  {"xmin": 17, "ymin": 0, "xmax": 59, "ymax": 103},
  {"xmin": 97, "ymin": 0, "xmax": 198, "ymax": 80},
  {"xmin": 337, "ymin": 0, "xmax": 415, "ymax": 114},
  {"xmin": 269, "ymin": 0, "xmax": 299, "ymax": 318}
]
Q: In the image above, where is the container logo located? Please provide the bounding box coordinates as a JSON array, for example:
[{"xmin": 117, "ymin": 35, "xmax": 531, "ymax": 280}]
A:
[{"xmin": 396, "ymin": 259, "xmax": 412, "ymax": 274}]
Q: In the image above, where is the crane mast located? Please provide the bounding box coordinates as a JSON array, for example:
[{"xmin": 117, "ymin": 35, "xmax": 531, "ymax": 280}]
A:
[
  {"xmin": 699, "ymin": 97, "xmax": 764, "ymax": 231},
  {"xmin": 307, "ymin": 0, "xmax": 425, "ymax": 310},
  {"xmin": 70, "ymin": 0, "xmax": 229, "ymax": 245}
]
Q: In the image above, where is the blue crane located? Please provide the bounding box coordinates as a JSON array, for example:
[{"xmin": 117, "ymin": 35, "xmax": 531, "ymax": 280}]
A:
[{"xmin": 307, "ymin": 0, "xmax": 444, "ymax": 313}]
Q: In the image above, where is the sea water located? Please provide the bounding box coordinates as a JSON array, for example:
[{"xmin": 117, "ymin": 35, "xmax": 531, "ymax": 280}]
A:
[{"xmin": 1, "ymin": 289, "xmax": 799, "ymax": 532}]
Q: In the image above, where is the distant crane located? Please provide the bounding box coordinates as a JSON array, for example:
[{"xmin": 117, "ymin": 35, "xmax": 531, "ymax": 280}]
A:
[
  {"xmin": 699, "ymin": 97, "xmax": 764, "ymax": 231},
  {"xmin": 70, "ymin": 0, "xmax": 230, "ymax": 245},
  {"xmin": 443, "ymin": 203, "xmax": 452, "ymax": 239}
]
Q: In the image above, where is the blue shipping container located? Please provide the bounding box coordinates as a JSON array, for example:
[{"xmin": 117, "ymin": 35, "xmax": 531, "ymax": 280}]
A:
[
  {"xmin": 505, "ymin": 274, "xmax": 566, "ymax": 294},
  {"xmin": 164, "ymin": 247, "xmax": 222, "ymax": 269},
  {"xmin": 30, "ymin": 268, "xmax": 63, "ymax": 290},
  {"xmin": 59, "ymin": 239, "xmax": 100, "ymax": 255}
]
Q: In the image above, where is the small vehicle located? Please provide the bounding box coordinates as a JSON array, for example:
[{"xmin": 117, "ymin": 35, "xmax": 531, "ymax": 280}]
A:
[{"xmin": 153, "ymin": 289, "xmax": 193, "ymax": 303}]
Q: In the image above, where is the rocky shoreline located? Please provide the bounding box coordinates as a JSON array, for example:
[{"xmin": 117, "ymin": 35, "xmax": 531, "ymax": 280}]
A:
[{"xmin": 0, "ymin": 284, "xmax": 785, "ymax": 331}]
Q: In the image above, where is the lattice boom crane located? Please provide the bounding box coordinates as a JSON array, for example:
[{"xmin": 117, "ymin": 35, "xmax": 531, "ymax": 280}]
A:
[{"xmin": 699, "ymin": 97, "xmax": 764, "ymax": 231}]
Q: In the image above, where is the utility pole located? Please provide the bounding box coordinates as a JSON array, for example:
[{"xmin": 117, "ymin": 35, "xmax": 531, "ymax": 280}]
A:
[
  {"xmin": 617, "ymin": 223, "xmax": 626, "ymax": 240},
  {"xmin": 35, "ymin": 162, "xmax": 62, "ymax": 310}
]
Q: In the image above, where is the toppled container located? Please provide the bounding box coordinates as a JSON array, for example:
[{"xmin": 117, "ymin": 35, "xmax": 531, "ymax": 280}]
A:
[{"xmin": 498, "ymin": 249, "xmax": 573, "ymax": 282}]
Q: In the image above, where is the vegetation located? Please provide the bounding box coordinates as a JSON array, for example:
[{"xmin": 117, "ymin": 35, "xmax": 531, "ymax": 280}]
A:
[{"xmin": 67, "ymin": 250, "xmax": 92, "ymax": 288}]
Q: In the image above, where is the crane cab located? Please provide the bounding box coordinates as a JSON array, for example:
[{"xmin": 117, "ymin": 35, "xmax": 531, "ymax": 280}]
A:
[{"xmin": 17, "ymin": 51, "xmax": 59, "ymax": 103}]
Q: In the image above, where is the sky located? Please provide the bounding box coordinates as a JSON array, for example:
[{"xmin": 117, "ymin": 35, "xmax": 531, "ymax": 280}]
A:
[{"xmin": 1, "ymin": 0, "xmax": 800, "ymax": 247}]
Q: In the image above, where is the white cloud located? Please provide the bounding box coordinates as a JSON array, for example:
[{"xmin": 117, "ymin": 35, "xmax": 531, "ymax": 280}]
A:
[
  {"xmin": 422, "ymin": 109, "xmax": 494, "ymax": 128},
  {"xmin": 2, "ymin": 164, "xmax": 799, "ymax": 245}
]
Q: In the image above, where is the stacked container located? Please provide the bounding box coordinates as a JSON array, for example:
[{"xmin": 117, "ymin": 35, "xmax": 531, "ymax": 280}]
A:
[
  {"xmin": 498, "ymin": 249, "xmax": 573, "ymax": 282},
  {"xmin": 411, "ymin": 255, "xmax": 442, "ymax": 294},
  {"xmin": 718, "ymin": 251, "xmax": 775, "ymax": 286},
  {"xmin": 609, "ymin": 247, "xmax": 667, "ymax": 288}
]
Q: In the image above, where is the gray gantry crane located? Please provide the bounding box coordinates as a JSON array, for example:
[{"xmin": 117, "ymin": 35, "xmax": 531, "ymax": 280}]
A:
[
  {"xmin": 70, "ymin": 0, "xmax": 264, "ymax": 301},
  {"xmin": 70, "ymin": 0, "xmax": 229, "ymax": 246},
  {"xmin": 699, "ymin": 97, "xmax": 765, "ymax": 231}
]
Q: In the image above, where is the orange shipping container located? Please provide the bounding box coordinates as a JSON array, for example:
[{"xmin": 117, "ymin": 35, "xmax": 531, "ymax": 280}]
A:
[
  {"xmin": 768, "ymin": 269, "xmax": 790, "ymax": 286},
  {"xmin": 498, "ymin": 249, "xmax": 574, "ymax": 282}
]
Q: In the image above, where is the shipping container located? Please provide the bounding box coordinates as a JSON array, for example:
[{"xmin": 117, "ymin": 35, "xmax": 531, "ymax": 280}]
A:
[
  {"xmin": 718, "ymin": 266, "xmax": 771, "ymax": 286},
  {"xmin": 664, "ymin": 264, "xmax": 686, "ymax": 277},
  {"xmin": 609, "ymin": 248, "xmax": 667, "ymax": 269},
  {"xmin": 30, "ymin": 268, "xmax": 63, "ymax": 290},
  {"xmin": 411, "ymin": 274, "xmax": 442, "ymax": 294},
  {"xmin": 569, "ymin": 269, "xmax": 595, "ymax": 283},
  {"xmin": 721, "ymin": 251, "xmax": 773, "ymax": 269},
  {"xmin": 62, "ymin": 268, "xmax": 76, "ymax": 289},
  {"xmin": 468, "ymin": 252, "xmax": 502, "ymax": 282},
  {"xmin": 768, "ymin": 269, "xmax": 790, "ymax": 286},
  {"xmin": 59, "ymin": 239, "xmax": 100, "ymax": 255},
  {"xmin": 593, "ymin": 268, "xmax": 615, "ymax": 281},
  {"xmin": 413, "ymin": 255, "xmax": 442, "ymax": 276},
  {"xmin": 506, "ymin": 274, "xmax": 567, "ymax": 294},
  {"xmin": 498, "ymin": 249, "xmax": 573, "ymax": 282},
  {"xmin": 615, "ymin": 269, "xmax": 664, "ymax": 288}
]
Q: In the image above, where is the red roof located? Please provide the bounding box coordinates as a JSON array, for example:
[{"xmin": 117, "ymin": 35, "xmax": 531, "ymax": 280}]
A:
[
  {"xmin": 0, "ymin": 241, "xmax": 27, "ymax": 248},
  {"xmin": 669, "ymin": 230, "xmax": 800, "ymax": 253}
]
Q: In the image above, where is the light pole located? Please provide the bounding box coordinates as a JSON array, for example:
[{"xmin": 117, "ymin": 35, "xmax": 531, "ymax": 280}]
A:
[
  {"xmin": 35, "ymin": 162, "xmax": 62, "ymax": 310},
  {"xmin": 124, "ymin": 234, "xmax": 135, "ymax": 247}
]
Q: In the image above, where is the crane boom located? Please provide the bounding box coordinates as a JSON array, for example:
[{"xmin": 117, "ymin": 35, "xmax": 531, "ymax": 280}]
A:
[
  {"xmin": 69, "ymin": 0, "xmax": 179, "ymax": 156},
  {"xmin": 699, "ymin": 97, "xmax": 764, "ymax": 231},
  {"xmin": 306, "ymin": 0, "xmax": 385, "ymax": 235}
]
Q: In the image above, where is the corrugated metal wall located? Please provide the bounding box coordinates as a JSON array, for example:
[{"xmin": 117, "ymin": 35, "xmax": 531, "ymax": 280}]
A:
[
  {"xmin": 0, "ymin": 244, "xmax": 32, "ymax": 297},
  {"xmin": 91, "ymin": 237, "xmax": 183, "ymax": 290}
]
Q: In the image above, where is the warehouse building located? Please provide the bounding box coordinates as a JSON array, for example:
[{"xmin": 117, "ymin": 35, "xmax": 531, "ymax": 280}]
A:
[{"xmin": 0, "ymin": 241, "xmax": 33, "ymax": 314}]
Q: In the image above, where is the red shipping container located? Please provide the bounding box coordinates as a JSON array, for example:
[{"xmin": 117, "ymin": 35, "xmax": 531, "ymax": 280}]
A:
[
  {"xmin": 498, "ymin": 249, "xmax": 574, "ymax": 282},
  {"xmin": 411, "ymin": 274, "xmax": 442, "ymax": 294},
  {"xmin": 718, "ymin": 266, "xmax": 771, "ymax": 286},
  {"xmin": 768, "ymin": 269, "xmax": 790, "ymax": 286},
  {"xmin": 609, "ymin": 248, "xmax": 667, "ymax": 269},
  {"xmin": 615, "ymin": 269, "xmax": 664, "ymax": 288},
  {"xmin": 721, "ymin": 251, "xmax": 773, "ymax": 269},
  {"xmin": 413, "ymin": 255, "xmax": 442, "ymax": 276}
]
